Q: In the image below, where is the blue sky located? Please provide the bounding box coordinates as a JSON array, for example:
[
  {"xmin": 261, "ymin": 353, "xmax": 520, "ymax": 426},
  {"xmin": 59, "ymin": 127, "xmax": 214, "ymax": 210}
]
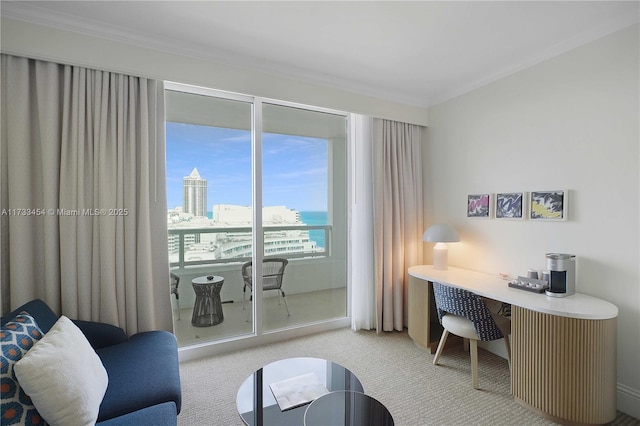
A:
[{"xmin": 166, "ymin": 122, "xmax": 328, "ymax": 212}]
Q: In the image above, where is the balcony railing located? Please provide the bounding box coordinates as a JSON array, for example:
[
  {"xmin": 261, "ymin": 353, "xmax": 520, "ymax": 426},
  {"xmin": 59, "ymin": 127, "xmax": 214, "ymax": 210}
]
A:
[{"xmin": 168, "ymin": 225, "xmax": 331, "ymax": 268}]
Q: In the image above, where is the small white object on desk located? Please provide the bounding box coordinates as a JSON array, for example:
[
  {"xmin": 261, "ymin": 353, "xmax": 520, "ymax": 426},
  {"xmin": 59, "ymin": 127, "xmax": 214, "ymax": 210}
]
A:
[{"xmin": 508, "ymin": 276, "xmax": 549, "ymax": 293}]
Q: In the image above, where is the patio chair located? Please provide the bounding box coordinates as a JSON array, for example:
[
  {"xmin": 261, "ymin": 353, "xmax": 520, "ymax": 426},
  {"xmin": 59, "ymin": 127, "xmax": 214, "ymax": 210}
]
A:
[
  {"xmin": 170, "ymin": 272, "xmax": 180, "ymax": 320},
  {"xmin": 241, "ymin": 258, "xmax": 290, "ymax": 316}
]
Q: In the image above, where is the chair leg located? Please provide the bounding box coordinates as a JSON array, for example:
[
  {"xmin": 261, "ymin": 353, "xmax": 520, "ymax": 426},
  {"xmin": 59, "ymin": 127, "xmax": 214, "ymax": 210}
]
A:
[
  {"xmin": 244, "ymin": 288, "xmax": 252, "ymax": 323},
  {"xmin": 281, "ymin": 290, "xmax": 290, "ymax": 316},
  {"xmin": 503, "ymin": 334, "xmax": 512, "ymax": 371},
  {"xmin": 242, "ymin": 286, "xmax": 246, "ymax": 310},
  {"xmin": 176, "ymin": 295, "xmax": 180, "ymax": 320},
  {"xmin": 433, "ymin": 330, "xmax": 449, "ymax": 365},
  {"xmin": 470, "ymin": 339, "xmax": 479, "ymax": 389}
]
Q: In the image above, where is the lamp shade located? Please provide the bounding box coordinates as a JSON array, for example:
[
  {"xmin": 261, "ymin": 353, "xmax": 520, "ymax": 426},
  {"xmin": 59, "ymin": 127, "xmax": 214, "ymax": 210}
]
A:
[
  {"xmin": 422, "ymin": 224, "xmax": 460, "ymax": 243},
  {"xmin": 423, "ymin": 224, "xmax": 459, "ymax": 270}
]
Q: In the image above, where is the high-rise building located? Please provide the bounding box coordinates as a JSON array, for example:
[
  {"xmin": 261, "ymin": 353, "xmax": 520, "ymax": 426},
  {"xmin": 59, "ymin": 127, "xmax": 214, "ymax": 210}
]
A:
[{"xmin": 183, "ymin": 167, "xmax": 207, "ymax": 217}]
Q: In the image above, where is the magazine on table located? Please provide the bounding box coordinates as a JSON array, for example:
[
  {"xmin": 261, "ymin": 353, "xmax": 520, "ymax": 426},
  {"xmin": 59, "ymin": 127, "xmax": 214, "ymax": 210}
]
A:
[{"xmin": 269, "ymin": 372, "xmax": 329, "ymax": 411}]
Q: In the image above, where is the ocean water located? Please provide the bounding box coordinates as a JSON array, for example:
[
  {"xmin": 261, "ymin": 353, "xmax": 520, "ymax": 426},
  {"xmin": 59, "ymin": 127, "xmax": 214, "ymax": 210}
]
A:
[{"xmin": 300, "ymin": 211, "xmax": 327, "ymax": 249}]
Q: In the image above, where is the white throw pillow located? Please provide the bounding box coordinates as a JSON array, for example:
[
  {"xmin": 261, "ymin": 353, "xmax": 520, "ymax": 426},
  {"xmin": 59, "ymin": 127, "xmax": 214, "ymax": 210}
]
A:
[{"xmin": 14, "ymin": 315, "xmax": 109, "ymax": 426}]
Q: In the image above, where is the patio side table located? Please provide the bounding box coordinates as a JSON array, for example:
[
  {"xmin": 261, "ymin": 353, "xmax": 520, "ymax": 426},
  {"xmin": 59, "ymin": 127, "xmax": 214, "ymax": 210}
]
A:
[{"xmin": 191, "ymin": 275, "xmax": 224, "ymax": 327}]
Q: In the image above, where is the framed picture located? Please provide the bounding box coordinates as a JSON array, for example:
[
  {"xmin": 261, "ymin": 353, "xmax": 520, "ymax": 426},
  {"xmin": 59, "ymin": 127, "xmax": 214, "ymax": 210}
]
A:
[
  {"xmin": 467, "ymin": 194, "xmax": 491, "ymax": 218},
  {"xmin": 495, "ymin": 192, "xmax": 525, "ymax": 219},
  {"xmin": 529, "ymin": 190, "xmax": 567, "ymax": 221}
]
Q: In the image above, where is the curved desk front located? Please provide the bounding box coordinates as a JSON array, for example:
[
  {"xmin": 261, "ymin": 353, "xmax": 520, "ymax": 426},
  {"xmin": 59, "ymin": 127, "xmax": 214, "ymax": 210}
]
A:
[{"xmin": 408, "ymin": 265, "xmax": 618, "ymax": 426}]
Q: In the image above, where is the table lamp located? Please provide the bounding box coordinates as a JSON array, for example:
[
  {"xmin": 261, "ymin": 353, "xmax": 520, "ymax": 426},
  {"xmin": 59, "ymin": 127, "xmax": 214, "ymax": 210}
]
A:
[{"xmin": 422, "ymin": 224, "xmax": 460, "ymax": 270}]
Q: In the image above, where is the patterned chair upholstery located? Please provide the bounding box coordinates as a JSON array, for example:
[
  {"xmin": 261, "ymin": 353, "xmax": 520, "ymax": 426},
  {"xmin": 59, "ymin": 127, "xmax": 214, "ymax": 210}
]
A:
[{"xmin": 432, "ymin": 282, "xmax": 511, "ymax": 389}]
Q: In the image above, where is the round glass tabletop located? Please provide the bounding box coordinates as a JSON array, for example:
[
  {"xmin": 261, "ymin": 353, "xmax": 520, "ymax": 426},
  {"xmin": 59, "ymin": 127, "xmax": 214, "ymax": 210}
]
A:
[
  {"xmin": 236, "ymin": 357, "xmax": 363, "ymax": 426},
  {"xmin": 304, "ymin": 390, "xmax": 394, "ymax": 426}
]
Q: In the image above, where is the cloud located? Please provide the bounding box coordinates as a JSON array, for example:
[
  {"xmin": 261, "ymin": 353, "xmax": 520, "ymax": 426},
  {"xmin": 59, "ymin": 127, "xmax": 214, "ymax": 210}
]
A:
[
  {"xmin": 221, "ymin": 134, "xmax": 251, "ymax": 143},
  {"xmin": 272, "ymin": 167, "xmax": 326, "ymax": 179}
]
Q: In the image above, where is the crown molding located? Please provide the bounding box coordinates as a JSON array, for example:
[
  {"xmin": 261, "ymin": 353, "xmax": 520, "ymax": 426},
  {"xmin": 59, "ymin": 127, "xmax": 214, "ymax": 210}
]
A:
[
  {"xmin": 0, "ymin": 2, "xmax": 429, "ymax": 108},
  {"xmin": 428, "ymin": 16, "xmax": 639, "ymax": 107},
  {"xmin": 3, "ymin": 2, "xmax": 637, "ymax": 110}
]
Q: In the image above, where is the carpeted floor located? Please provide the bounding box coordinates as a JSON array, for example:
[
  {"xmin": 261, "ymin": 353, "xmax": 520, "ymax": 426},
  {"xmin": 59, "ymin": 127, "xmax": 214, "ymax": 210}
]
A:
[{"xmin": 178, "ymin": 328, "xmax": 639, "ymax": 426}]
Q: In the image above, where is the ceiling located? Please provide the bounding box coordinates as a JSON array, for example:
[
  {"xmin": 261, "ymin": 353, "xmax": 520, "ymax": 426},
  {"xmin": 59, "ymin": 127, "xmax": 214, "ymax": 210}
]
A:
[{"xmin": 2, "ymin": 1, "xmax": 638, "ymax": 107}]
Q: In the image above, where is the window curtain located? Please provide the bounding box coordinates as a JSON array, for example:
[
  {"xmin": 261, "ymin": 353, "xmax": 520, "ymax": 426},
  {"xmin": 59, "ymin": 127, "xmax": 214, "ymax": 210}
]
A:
[
  {"xmin": 0, "ymin": 54, "xmax": 172, "ymax": 335},
  {"xmin": 372, "ymin": 118, "xmax": 424, "ymax": 332},
  {"xmin": 350, "ymin": 114, "xmax": 376, "ymax": 330}
]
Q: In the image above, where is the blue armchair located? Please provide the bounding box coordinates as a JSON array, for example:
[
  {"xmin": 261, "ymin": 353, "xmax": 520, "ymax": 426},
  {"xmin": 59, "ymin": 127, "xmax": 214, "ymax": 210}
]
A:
[{"xmin": 1, "ymin": 299, "xmax": 181, "ymax": 425}]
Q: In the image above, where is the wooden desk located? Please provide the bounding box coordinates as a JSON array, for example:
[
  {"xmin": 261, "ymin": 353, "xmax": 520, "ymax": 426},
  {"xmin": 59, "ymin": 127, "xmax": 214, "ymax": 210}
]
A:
[{"xmin": 408, "ymin": 265, "xmax": 618, "ymax": 426}]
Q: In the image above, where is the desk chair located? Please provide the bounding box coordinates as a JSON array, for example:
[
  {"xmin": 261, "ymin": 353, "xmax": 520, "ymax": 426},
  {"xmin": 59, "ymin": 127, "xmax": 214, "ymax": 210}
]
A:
[
  {"xmin": 241, "ymin": 258, "xmax": 290, "ymax": 316},
  {"xmin": 170, "ymin": 272, "xmax": 180, "ymax": 320},
  {"xmin": 432, "ymin": 282, "xmax": 511, "ymax": 389}
]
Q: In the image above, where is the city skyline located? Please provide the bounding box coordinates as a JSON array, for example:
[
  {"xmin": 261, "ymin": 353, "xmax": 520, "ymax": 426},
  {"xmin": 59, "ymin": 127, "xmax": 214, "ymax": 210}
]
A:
[{"xmin": 166, "ymin": 122, "xmax": 328, "ymax": 213}]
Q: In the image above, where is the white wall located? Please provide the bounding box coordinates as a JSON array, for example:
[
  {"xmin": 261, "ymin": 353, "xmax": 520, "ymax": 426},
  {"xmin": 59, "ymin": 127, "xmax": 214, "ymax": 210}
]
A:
[
  {"xmin": 424, "ymin": 25, "xmax": 639, "ymax": 417},
  {"xmin": 0, "ymin": 17, "xmax": 428, "ymax": 126}
]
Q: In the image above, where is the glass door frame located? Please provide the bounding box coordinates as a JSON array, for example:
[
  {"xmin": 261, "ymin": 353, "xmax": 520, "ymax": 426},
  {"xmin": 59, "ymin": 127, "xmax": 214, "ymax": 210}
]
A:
[{"xmin": 165, "ymin": 82, "xmax": 352, "ymax": 360}]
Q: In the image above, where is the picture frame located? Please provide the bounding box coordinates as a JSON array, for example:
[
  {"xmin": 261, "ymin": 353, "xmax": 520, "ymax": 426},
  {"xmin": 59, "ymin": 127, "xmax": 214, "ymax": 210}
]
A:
[
  {"xmin": 495, "ymin": 192, "xmax": 525, "ymax": 220},
  {"xmin": 529, "ymin": 190, "xmax": 567, "ymax": 221},
  {"xmin": 467, "ymin": 194, "xmax": 491, "ymax": 218}
]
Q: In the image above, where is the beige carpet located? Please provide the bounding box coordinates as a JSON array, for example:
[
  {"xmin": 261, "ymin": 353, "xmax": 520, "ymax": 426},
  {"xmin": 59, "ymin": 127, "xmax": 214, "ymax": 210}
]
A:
[{"xmin": 178, "ymin": 328, "xmax": 639, "ymax": 426}]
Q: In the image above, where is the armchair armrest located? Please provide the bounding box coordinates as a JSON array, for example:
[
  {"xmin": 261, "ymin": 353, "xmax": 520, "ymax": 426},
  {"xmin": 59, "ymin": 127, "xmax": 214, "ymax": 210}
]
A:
[{"xmin": 72, "ymin": 320, "xmax": 127, "ymax": 349}]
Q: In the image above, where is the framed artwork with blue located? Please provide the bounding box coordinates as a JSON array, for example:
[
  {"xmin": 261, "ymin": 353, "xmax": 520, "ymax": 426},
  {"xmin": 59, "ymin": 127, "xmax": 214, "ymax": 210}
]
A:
[{"xmin": 495, "ymin": 192, "xmax": 524, "ymax": 220}]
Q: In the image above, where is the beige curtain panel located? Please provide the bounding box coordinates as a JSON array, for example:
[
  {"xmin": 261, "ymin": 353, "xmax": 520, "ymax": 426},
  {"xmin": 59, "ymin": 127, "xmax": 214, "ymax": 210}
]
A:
[
  {"xmin": 372, "ymin": 118, "xmax": 424, "ymax": 332},
  {"xmin": 0, "ymin": 54, "xmax": 172, "ymax": 334}
]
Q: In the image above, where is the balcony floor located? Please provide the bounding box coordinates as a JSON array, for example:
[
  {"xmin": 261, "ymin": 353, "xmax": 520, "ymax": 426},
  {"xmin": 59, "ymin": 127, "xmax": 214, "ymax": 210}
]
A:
[{"xmin": 172, "ymin": 287, "xmax": 347, "ymax": 347}]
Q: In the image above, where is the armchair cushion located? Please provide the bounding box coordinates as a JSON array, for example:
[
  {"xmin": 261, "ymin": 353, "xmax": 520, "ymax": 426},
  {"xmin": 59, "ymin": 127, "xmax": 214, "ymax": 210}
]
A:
[
  {"xmin": 0, "ymin": 312, "xmax": 46, "ymax": 426},
  {"xmin": 0, "ymin": 299, "xmax": 127, "ymax": 350},
  {"xmin": 97, "ymin": 402, "xmax": 177, "ymax": 426},
  {"xmin": 96, "ymin": 331, "xmax": 181, "ymax": 422},
  {"xmin": 14, "ymin": 316, "xmax": 108, "ymax": 426},
  {"xmin": 72, "ymin": 320, "xmax": 127, "ymax": 349},
  {"xmin": 1, "ymin": 299, "xmax": 58, "ymax": 333}
]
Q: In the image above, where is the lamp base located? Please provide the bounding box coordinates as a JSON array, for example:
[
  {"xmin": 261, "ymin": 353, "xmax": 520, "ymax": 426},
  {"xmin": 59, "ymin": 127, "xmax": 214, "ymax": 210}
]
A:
[{"xmin": 433, "ymin": 243, "xmax": 448, "ymax": 270}]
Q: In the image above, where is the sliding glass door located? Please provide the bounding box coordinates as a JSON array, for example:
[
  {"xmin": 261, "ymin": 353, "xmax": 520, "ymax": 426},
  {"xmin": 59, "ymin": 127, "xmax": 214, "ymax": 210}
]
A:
[
  {"xmin": 261, "ymin": 103, "xmax": 347, "ymax": 332},
  {"xmin": 165, "ymin": 83, "xmax": 347, "ymax": 348}
]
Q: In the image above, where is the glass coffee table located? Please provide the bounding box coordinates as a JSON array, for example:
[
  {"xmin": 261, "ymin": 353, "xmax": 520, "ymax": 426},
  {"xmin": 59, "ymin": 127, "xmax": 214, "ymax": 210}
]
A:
[
  {"xmin": 236, "ymin": 357, "xmax": 363, "ymax": 426},
  {"xmin": 304, "ymin": 390, "xmax": 394, "ymax": 426}
]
